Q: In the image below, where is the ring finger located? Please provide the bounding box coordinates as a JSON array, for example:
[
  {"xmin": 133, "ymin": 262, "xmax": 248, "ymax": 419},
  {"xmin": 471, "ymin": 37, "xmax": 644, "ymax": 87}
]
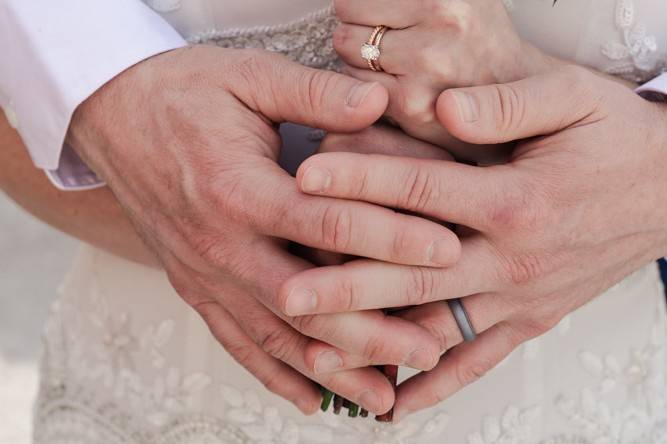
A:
[
  {"xmin": 333, "ymin": 23, "xmax": 414, "ymax": 75},
  {"xmin": 300, "ymin": 293, "xmax": 510, "ymax": 374}
]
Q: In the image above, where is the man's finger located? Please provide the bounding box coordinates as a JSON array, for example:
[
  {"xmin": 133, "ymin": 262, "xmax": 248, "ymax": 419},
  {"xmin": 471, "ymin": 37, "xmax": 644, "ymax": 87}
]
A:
[
  {"xmin": 396, "ymin": 293, "xmax": 510, "ymax": 353},
  {"xmin": 296, "ymin": 152, "xmax": 516, "ymax": 231},
  {"xmin": 228, "ymin": 50, "xmax": 389, "ymax": 132},
  {"xmin": 223, "ymin": 163, "xmax": 462, "ymax": 267},
  {"xmin": 437, "ymin": 65, "xmax": 601, "ymax": 145},
  {"xmin": 318, "ymin": 123, "xmax": 454, "ymax": 161},
  {"xmin": 393, "ymin": 322, "xmax": 520, "ymax": 421},
  {"xmin": 227, "ymin": 296, "xmax": 397, "ymax": 415},
  {"xmin": 193, "ymin": 301, "xmax": 322, "ymax": 414}
]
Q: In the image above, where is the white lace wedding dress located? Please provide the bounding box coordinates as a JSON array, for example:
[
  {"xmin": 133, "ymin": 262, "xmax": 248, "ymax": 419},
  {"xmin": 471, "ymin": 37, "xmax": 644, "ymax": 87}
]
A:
[{"xmin": 33, "ymin": 1, "xmax": 667, "ymax": 443}]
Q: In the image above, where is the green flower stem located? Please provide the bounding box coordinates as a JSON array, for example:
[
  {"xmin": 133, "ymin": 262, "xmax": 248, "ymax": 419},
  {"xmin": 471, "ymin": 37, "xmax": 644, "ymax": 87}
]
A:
[{"xmin": 320, "ymin": 388, "xmax": 334, "ymax": 412}]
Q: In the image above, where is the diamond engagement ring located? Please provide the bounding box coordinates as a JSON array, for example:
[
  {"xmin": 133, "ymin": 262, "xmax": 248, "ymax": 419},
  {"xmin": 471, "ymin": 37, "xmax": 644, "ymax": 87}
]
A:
[{"xmin": 361, "ymin": 25, "xmax": 389, "ymax": 72}]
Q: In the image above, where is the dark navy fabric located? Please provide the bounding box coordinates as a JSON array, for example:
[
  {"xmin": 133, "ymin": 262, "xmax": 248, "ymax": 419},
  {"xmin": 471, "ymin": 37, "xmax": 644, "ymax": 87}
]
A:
[{"xmin": 660, "ymin": 259, "xmax": 667, "ymax": 296}]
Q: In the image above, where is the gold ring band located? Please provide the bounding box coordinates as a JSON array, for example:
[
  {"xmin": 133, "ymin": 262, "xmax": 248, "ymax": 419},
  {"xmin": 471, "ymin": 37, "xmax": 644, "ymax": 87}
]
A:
[{"xmin": 361, "ymin": 25, "xmax": 389, "ymax": 72}]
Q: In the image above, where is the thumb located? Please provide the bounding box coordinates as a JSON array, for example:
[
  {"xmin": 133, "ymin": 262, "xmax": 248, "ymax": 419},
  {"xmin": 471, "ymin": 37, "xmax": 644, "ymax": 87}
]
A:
[
  {"xmin": 233, "ymin": 51, "xmax": 389, "ymax": 132},
  {"xmin": 436, "ymin": 66, "xmax": 600, "ymax": 145}
]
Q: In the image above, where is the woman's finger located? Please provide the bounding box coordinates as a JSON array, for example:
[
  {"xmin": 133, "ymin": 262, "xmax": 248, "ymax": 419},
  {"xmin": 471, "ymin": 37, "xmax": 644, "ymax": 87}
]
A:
[
  {"xmin": 279, "ymin": 236, "xmax": 500, "ymax": 315},
  {"xmin": 318, "ymin": 123, "xmax": 455, "ymax": 161},
  {"xmin": 290, "ymin": 309, "xmax": 442, "ymax": 372},
  {"xmin": 169, "ymin": 251, "xmax": 398, "ymax": 415},
  {"xmin": 393, "ymin": 322, "xmax": 521, "ymax": 421},
  {"xmin": 333, "ymin": 23, "xmax": 410, "ymax": 74},
  {"xmin": 218, "ymin": 293, "xmax": 398, "ymax": 415},
  {"xmin": 334, "ymin": 0, "xmax": 421, "ymax": 28}
]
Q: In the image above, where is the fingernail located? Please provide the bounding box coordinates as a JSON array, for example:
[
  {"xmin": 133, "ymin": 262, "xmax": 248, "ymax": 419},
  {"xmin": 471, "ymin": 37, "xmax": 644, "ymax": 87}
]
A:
[
  {"xmin": 357, "ymin": 389, "xmax": 382, "ymax": 413},
  {"xmin": 347, "ymin": 82, "xmax": 377, "ymax": 108},
  {"xmin": 393, "ymin": 408, "xmax": 412, "ymax": 423},
  {"xmin": 301, "ymin": 167, "xmax": 331, "ymax": 193},
  {"xmin": 295, "ymin": 398, "xmax": 315, "ymax": 414},
  {"xmin": 405, "ymin": 348, "xmax": 435, "ymax": 371},
  {"xmin": 314, "ymin": 350, "xmax": 344, "ymax": 374},
  {"xmin": 428, "ymin": 239, "xmax": 454, "ymax": 266},
  {"xmin": 285, "ymin": 287, "xmax": 318, "ymax": 315},
  {"xmin": 451, "ymin": 91, "xmax": 479, "ymax": 123}
]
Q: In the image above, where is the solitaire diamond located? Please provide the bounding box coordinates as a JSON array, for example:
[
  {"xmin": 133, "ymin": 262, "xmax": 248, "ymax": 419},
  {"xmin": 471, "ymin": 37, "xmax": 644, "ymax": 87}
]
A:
[{"xmin": 361, "ymin": 43, "xmax": 380, "ymax": 61}]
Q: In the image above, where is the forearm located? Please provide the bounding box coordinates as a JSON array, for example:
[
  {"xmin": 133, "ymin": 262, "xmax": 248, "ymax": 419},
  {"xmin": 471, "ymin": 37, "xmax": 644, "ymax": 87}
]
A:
[{"xmin": 0, "ymin": 115, "xmax": 158, "ymax": 268}]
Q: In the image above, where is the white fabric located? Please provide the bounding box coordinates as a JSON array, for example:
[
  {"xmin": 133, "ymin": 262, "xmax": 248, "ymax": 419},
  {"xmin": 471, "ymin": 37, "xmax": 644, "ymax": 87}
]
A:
[
  {"xmin": 23, "ymin": 0, "xmax": 667, "ymax": 443},
  {"xmin": 637, "ymin": 75, "xmax": 667, "ymax": 100},
  {"xmin": 0, "ymin": 0, "xmax": 187, "ymax": 189}
]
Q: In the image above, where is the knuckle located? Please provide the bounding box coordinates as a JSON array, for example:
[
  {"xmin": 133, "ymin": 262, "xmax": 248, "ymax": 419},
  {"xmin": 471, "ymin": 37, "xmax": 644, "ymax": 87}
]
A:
[
  {"xmin": 187, "ymin": 232, "xmax": 233, "ymax": 270},
  {"xmin": 454, "ymin": 356, "xmax": 491, "ymax": 388},
  {"xmin": 500, "ymin": 252, "xmax": 549, "ymax": 286},
  {"xmin": 423, "ymin": 51, "xmax": 454, "ymax": 83},
  {"xmin": 491, "ymin": 83, "xmax": 526, "ymax": 136},
  {"xmin": 290, "ymin": 314, "xmax": 322, "ymax": 336},
  {"xmin": 259, "ymin": 327, "xmax": 295, "ymax": 362},
  {"xmin": 429, "ymin": 0, "xmax": 472, "ymax": 32},
  {"xmin": 390, "ymin": 227, "xmax": 410, "ymax": 262},
  {"xmin": 225, "ymin": 337, "xmax": 256, "ymax": 368},
  {"xmin": 335, "ymin": 275, "xmax": 361, "ymax": 312},
  {"xmin": 418, "ymin": 316, "xmax": 450, "ymax": 353},
  {"xmin": 398, "ymin": 89, "xmax": 437, "ymax": 127},
  {"xmin": 489, "ymin": 184, "xmax": 547, "ymax": 233},
  {"xmin": 320, "ymin": 205, "xmax": 354, "ymax": 252},
  {"xmin": 402, "ymin": 166, "xmax": 439, "ymax": 212},
  {"xmin": 332, "ymin": 24, "xmax": 352, "ymax": 53},
  {"xmin": 516, "ymin": 309, "xmax": 563, "ymax": 338},
  {"xmin": 299, "ymin": 69, "xmax": 338, "ymax": 118},
  {"xmin": 407, "ymin": 267, "xmax": 436, "ymax": 305},
  {"xmin": 362, "ymin": 334, "xmax": 392, "ymax": 363}
]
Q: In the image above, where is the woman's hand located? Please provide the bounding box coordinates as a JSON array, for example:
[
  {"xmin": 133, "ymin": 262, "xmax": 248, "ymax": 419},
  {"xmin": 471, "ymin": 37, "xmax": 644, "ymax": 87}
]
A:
[{"xmin": 333, "ymin": 0, "xmax": 560, "ymax": 161}]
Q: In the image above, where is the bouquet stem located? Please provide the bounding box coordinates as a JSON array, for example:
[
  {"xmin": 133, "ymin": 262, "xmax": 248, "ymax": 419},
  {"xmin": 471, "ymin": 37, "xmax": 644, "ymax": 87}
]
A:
[{"xmin": 375, "ymin": 364, "xmax": 398, "ymax": 422}]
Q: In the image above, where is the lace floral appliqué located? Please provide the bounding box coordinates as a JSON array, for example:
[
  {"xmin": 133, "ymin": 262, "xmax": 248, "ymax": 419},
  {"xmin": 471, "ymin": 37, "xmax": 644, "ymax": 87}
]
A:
[{"xmin": 602, "ymin": 0, "xmax": 661, "ymax": 81}]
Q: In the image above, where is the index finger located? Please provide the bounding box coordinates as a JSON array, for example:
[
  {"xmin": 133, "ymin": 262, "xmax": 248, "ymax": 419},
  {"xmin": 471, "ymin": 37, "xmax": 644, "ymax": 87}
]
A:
[
  {"xmin": 297, "ymin": 152, "xmax": 515, "ymax": 232},
  {"xmin": 393, "ymin": 323, "xmax": 519, "ymax": 421},
  {"xmin": 230, "ymin": 163, "xmax": 462, "ymax": 267}
]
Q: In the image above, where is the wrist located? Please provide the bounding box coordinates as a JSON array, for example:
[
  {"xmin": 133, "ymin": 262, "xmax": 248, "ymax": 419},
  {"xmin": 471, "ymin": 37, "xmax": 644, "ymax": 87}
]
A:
[{"xmin": 646, "ymin": 101, "xmax": 667, "ymax": 257}]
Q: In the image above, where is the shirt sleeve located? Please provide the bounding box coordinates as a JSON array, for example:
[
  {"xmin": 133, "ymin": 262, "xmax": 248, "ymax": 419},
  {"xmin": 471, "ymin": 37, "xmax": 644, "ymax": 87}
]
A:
[
  {"xmin": 636, "ymin": 73, "xmax": 667, "ymax": 102},
  {"xmin": 0, "ymin": 0, "xmax": 187, "ymax": 190}
]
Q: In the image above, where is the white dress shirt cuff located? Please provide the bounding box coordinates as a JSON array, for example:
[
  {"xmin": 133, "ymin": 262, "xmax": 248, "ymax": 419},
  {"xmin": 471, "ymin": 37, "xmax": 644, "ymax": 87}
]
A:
[
  {"xmin": 0, "ymin": 0, "xmax": 187, "ymax": 190},
  {"xmin": 636, "ymin": 73, "xmax": 667, "ymax": 102}
]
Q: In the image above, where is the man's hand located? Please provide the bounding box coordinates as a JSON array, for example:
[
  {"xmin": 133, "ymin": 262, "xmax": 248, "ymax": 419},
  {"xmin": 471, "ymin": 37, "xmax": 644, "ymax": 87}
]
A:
[
  {"xmin": 288, "ymin": 65, "xmax": 667, "ymax": 418},
  {"xmin": 67, "ymin": 45, "xmax": 463, "ymax": 415}
]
